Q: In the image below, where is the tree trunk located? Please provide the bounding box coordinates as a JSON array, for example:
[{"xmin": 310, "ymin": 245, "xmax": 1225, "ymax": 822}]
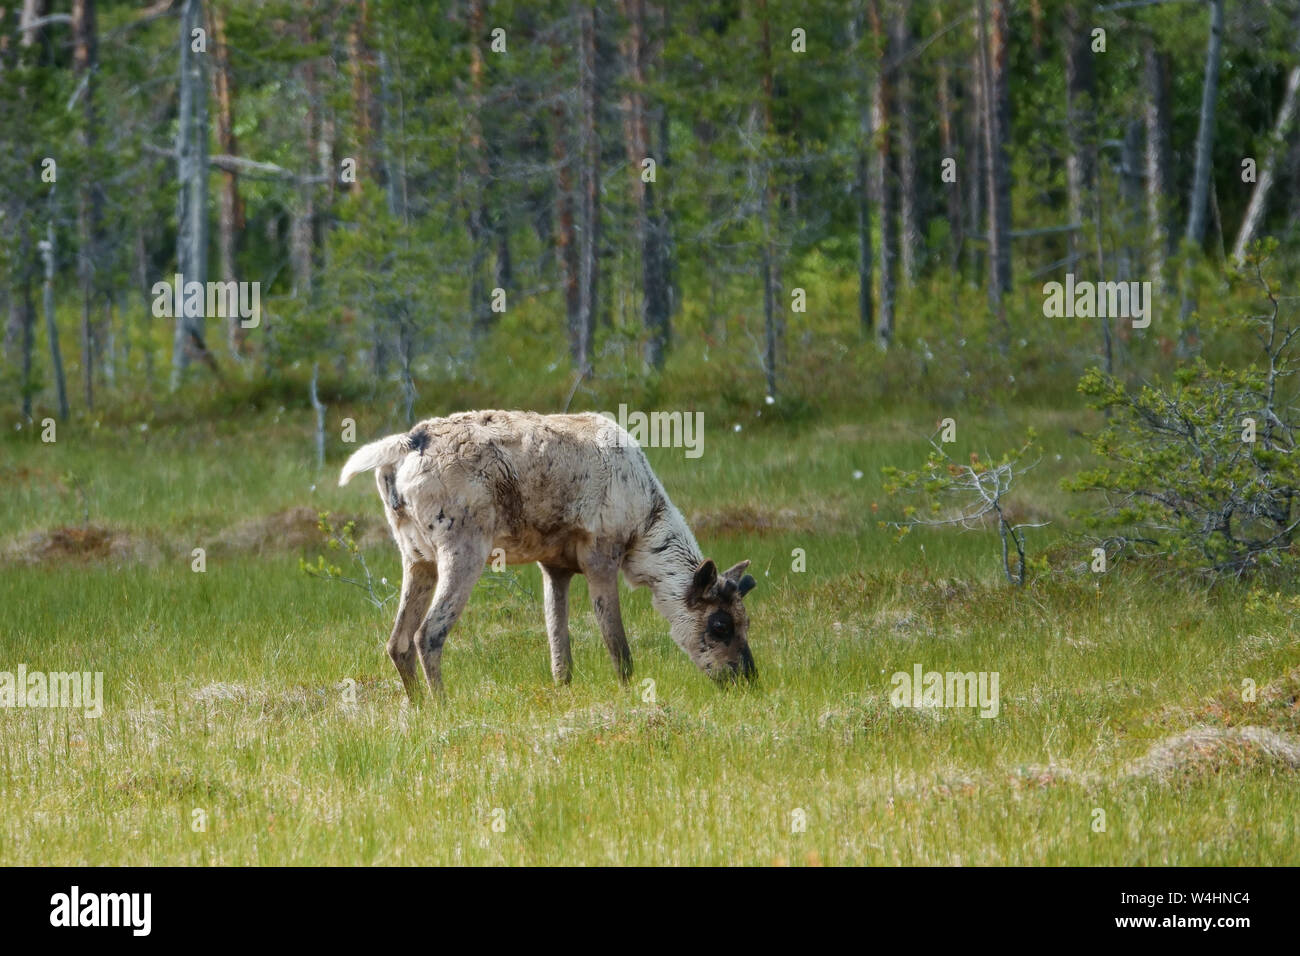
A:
[
  {"xmin": 869, "ymin": 0, "xmax": 895, "ymax": 347},
  {"xmin": 980, "ymin": 0, "xmax": 1012, "ymax": 310},
  {"xmin": 10, "ymin": 219, "xmax": 37, "ymax": 418},
  {"xmin": 550, "ymin": 40, "xmax": 581, "ymax": 366},
  {"xmin": 309, "ymin": 362, "xmax": 325, "ymax": 472},
  {"xmin": 19, "ymin": 0, "xmax": 42, "ymax": 47},
  {"xmin": 347, "ymin": 0, "xmax": 374, "ymax": 198},
  {"xmin": 891, "ymin": 3, "xmax": 920, "ymax": 285},
  {"xmin": 761, "ymin": 183, "xmax": 778, "ymax": 398},
  {"xmin": 1178, "ymin": 0, "xmax": 1225, "ymax": 352},
  {"xmin": 757, "ymin": 0, "xmax": 782, "ymax": 379},
  {"xmin": 966, "ymin": 36, "xmax": 985, "ymax": 283},
  {"xmin": 622, "ymin": 0, "xmax": 670, "ymax": 369},
  {"xmin": 1143, "ymin": 37, "xmax": 1173, "ymax": 287},
  {"xmin": 1118, "ymin": 119, "xmax": 1143, "ymax": 282},
  {"xmin": 209, "ymin": 0, "xmax": 246, "ymax": 359},
  {"xmin": 935, "ymin": 7, "xmax": 962, "ymax": 275},
  {"xmin": 466, "ymin": 0, "xmax": 494, "ymax": 336},
  {"xmin": 377, "ymin": 46, "xmax": 405, "ymax": 222},
  {"xmin": 40, "ymin": 205, "xmax": 69, "ymax": 419},
  {"xmin": 1232, "ymin": 63, "xmax": 1300, "ymax": 263},
  {"xmin": 73, "ymin": 0, "xmax": 100, "ymax": 410},
  {"xmin": 290, "ymin": 17, "xmax": 316, "ymax": 299},
  {"xmin": 1185, "ymin": 0, "xmax": 1224, "ymax": 250},
  {"xmin": 575, "ymin": 2, "xmax": 600, "ymax": 371},
  {"xmin": 19, "ymin": 273, "xmax": 35, "ymax": 419},
  {"xmin": 1064, "ymin": 4, "xmax": 1095, "ymax": 273},
  {"xmin": 851, "ymin": 3, "xmax": 874, "ymax": 336},
  {"xmin": 172, "ymin": 0, "xmax": 210, "ymax": 390}
]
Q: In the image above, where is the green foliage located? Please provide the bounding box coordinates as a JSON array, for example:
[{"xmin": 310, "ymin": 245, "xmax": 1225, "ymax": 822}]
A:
[
  {"xmin": 882, "ymin": 428, "xmax": 1043, "ymax": 586},
  {"xmin": 300, "ymin": 512, "xmax": 396, "ymax": 609},
  {"xmin": 1066, "ymin": 249, "xmax": 1300, "ymax": 581}
]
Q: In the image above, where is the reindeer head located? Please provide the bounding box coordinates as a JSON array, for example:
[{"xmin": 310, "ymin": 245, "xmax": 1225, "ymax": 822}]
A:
[{"xmin": 675, "ymin": 559, "xmax": 758, "ymax": 683}]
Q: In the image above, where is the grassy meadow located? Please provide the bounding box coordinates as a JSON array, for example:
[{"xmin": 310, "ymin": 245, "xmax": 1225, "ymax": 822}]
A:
[{"xmin": 2, "ymin": 396, "xmax": 1298, "ymax": 866}]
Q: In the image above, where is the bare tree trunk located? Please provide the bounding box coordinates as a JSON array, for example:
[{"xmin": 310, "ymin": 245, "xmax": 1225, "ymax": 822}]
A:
[
  {"xmin": 575, "ymin": 2, "xmax": 600, "ymax": 371},
  {"xmin": 757, "ymin": 0, "xmax": 783, "ymax": 380},
  {"xmin": 1118, "ymin": 119, "xmax": 1143, "ymax": 282},
  {"xmin": 869, "ymin": 0, "xmax": 895, "ymax": 347},
  {"xmin": 935, "ymin": 8, "xmax": 962, "ymax": 276},
  {"xmin": 760, "ymin": 183, "xmax": 778, "ymax": 398},
  {"xmin": 891, "ymin": 3, "xmax": 920, "ymax": 285},
  {"xmin": 373, "ymin": 29, "xmax": 405, "ymax": 382},
  {"xmin": 73, "ymin": 0, "xmax": 100, "ymax": 410},
  {"xmin": 209, "ymin": 0, "xmax": 245, "ymax": 359},
  {"xmin": 290, "ymin": 17, "xmax": 316, "ymax": 299},
  {"xmin": 979, "ymin": 0, "xmax": 1012, "ymax": 313},
  {"xmin": 40, "ymin": 203, "xmax": 69, "ymax": 419},
  {"xmin": 622, "ymin": 0, "xmax": 670, "ymax": 369},
  {"xmin": 172, "ymin": 0, "xmax": 210, "ymax": 390},
  {"xmin": 347, "ymin": 0, "xmax": 373, "ymax": 198},
  {"xmin": 309, "ymin": 362, "xmax": 325, "ymax": 472},
  {"xmin": 9, "ymin": 216, "xmax": 37, "ymax": 418},
  {"xmin": 1178, "ymin": 0, "xmax": 1225, "ymax": 353},
  {"xmin": 377, "ymin": 46, "xmax": 405, "ymax": 223},
  {"xmin": 1064, "ymin": 4, "xmax": 1094, "ymax": 273},
  {"xmin": 966, "ymin": 37, "xmax": 985, "ymax": 283},
  {"xmin": 1185, "ymin": 0, "xmax": 1224, "ymax": 250},
  {"xmin": 1232, "ymin": 63, "xmax": 1300, "ymax": 262},
  {"xmin": 19, "ymin": 0, "xmax": 42, "ymax": 47},
  {"xmin": 465, "ymin": 0, "xmax": 494, "ymax": 336},
  {"xmin": 19, "ymin": 271, "xmax": 35, "ymax": 419},
  {"xmin": 134, "ymin": 225, "xmax": 155, "ymax": 389},
  {"xmin": 851, "ymin": 3, "xmax": 874, "ymax": 336},
  {"xmin": 550, "ymin": 38, "xmax": 581, "ymax": 366},
  {"xmin": 1143, "ymin": 36, "xmax": 1173, "ymax": 287}
]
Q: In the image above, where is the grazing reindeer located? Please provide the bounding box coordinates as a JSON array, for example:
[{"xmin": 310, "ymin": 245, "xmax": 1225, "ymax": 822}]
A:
[{"xmin": 339, "ymin": 410, "xmax": 757, "ymax": 698}]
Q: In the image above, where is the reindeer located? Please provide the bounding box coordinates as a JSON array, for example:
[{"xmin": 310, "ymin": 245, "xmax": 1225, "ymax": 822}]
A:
[{"xmin": 338, "ymin": 410, "xmax": 757, "ymax": 698}]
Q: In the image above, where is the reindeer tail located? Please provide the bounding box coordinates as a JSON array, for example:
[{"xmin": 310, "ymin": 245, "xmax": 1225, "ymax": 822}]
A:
[{"xmin": 338, "ymin": 433, "xmax": 414, "ymax": 487}]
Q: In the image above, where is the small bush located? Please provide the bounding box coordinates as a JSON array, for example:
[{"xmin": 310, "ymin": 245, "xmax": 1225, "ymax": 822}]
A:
[{"xmin": 1066, "ymin": 247, "xmax": 1300, "ymax": 581}]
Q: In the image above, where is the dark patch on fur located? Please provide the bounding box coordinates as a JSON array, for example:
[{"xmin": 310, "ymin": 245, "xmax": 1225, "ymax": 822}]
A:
[
  {"xmin": 705, "ymin": 609, "xmax": 735, "ymax": 645},
  {"xmin": 382, "ymin": 471, "xmax": 405, "ymax": 512},
  {"xmin": 407, "ymin": 425, "xmax": 431, "ymax": 455},
  {"xmin": 488, "ymin": 447, "xmax": 525, "ymax": 534},
  {"xmin": 643, "ymin": 492, "xmax": 667, "ymax": 534}
]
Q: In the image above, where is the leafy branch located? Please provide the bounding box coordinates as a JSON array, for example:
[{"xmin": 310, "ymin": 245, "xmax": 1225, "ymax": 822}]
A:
[
  {"xmin": 300, "ymin": 512, "xmax": 398, "ymax": 609},
  {"xmin": 881, "ymin": 429, "xmax": 1046, "ymax": 586}
]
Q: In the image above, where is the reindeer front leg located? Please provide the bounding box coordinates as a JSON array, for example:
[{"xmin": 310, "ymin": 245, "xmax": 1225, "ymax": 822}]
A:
[
  {"xmin": 540, "ymin": 564, "xmax": 575, "ymax": 684},
  {"xmin": 583, "ymin": 563, "xmax": 633, "ymax": 684}
]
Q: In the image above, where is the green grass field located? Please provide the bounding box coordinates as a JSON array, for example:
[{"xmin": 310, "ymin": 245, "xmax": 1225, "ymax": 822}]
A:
[{"xmin": 2, "ymin": 404, "xmax": 1298, "ymax": 865}]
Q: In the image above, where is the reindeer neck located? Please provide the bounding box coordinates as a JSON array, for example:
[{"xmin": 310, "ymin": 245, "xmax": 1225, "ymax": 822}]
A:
[{"xmin": 632, "ymin": 497, "xmax": 703, "ymax": 621}]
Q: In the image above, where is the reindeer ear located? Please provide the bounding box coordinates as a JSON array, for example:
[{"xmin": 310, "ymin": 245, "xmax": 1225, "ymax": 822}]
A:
[
  {"xmin": 692, "ymin": 560, "xmax": 718, "ymax": 593},
  {"xmin": 721, "ymin": 559, "xmax": 751, "ymax": 582},
  {"xmin": 738, "ymin": 574, "xmax": 757, "ymax": 597}
]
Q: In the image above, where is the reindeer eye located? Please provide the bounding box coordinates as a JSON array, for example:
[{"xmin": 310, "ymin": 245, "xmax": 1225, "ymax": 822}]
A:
[{"xmin": 706, "ymin": 610, "xmax": 734, "ymax": 643}]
